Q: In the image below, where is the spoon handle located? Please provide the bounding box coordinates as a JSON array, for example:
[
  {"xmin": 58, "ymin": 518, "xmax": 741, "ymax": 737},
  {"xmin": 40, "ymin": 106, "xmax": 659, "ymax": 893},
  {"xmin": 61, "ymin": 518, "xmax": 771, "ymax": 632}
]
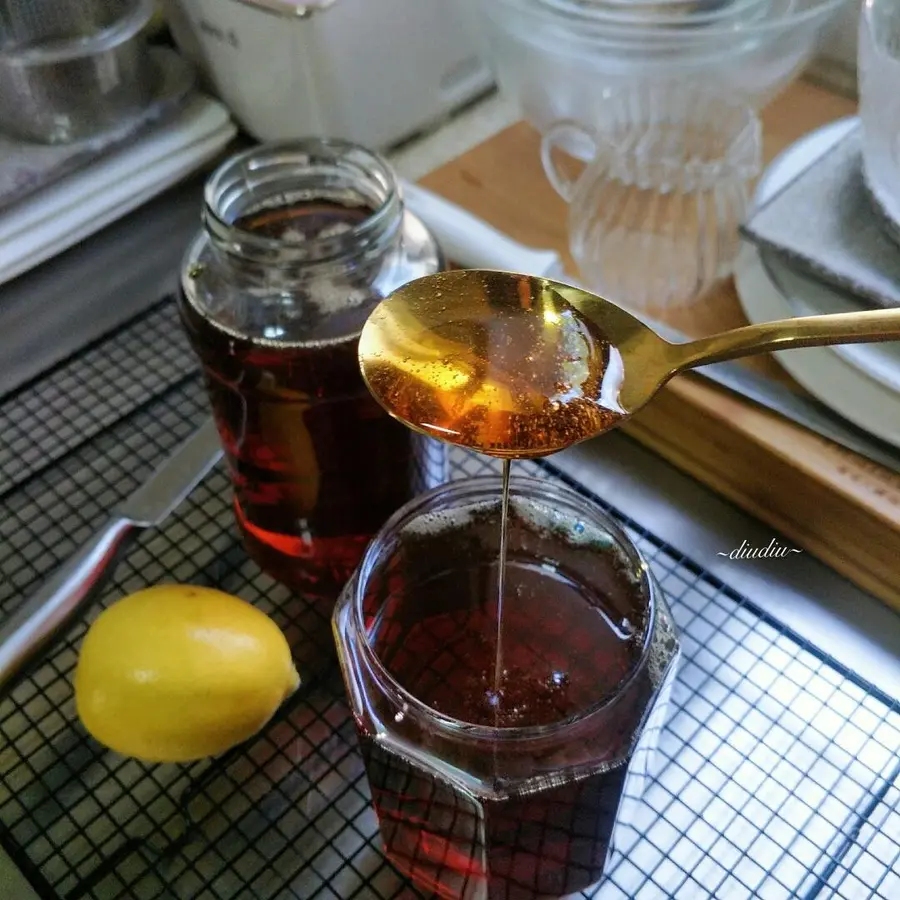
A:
[{"xmin": 674, "ymin": 308, "xmax": 900, "ymax": 369}]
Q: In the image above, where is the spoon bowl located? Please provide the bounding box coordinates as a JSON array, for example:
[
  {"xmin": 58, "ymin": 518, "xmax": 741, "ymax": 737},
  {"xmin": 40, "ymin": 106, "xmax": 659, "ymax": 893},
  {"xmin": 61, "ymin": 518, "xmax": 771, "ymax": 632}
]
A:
[{"xmin": 359, "ymin": 269, "xmax": 900, "ymax": 458}]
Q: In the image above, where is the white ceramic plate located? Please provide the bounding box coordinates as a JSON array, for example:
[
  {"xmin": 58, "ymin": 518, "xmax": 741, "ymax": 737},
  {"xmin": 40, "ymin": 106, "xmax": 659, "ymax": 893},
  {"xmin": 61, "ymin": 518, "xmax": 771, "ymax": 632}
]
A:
[
  {"xmin": 735, "ymin": 116, "xmax": 900, "ymax": 449},
  {"xmin": 770, "ymin": 260, "xmax": 900, "ymax": 395},
  {"xmin": 753, "ymin": 114, "xmax": 900, "ymax": 394}
]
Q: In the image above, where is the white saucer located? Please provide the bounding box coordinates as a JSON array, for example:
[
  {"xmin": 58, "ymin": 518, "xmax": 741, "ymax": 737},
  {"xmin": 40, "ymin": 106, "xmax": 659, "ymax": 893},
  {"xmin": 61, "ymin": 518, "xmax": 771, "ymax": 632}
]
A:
[
  {"xmin": 769, "ymin": 260, "xmax": 900, "ymax": 395},
  {"xmin": 735, "ymin": 117, "xmax": 900, "ymax": 449}
]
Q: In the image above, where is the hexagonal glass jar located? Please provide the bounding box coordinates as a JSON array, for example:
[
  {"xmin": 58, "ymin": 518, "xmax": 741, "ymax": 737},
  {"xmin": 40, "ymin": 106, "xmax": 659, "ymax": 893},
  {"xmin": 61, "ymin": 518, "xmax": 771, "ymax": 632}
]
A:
[{"xmin": 334, "ymin": 476, "xmax": 680, "ymax": 899}]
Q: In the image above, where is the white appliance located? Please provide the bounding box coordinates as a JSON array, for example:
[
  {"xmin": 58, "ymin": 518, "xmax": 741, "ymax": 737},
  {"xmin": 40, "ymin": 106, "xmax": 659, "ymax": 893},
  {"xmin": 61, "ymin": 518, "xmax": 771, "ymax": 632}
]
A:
[{"xmin": 161, "ymin": 0, "xmax": 494, "ymax": 149}]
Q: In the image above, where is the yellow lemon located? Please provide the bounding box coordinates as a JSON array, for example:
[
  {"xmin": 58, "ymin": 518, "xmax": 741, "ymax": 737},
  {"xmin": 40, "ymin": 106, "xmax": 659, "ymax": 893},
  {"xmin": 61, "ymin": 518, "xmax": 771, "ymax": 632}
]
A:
[{"xmin": 75, "ymin": 585, "xmax": 300, "ymax": 763}]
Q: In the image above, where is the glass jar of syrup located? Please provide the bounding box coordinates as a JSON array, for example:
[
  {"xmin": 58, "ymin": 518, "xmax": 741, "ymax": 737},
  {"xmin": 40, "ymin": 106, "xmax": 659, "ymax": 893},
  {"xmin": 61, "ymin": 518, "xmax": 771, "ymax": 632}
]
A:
[
  {"xmin": 334, "ymin": 475, "xmax": 680, "ymax": 898},
  {"xmin": 178, "ymin": 139, "xmax": 448, "ymax": 599}
]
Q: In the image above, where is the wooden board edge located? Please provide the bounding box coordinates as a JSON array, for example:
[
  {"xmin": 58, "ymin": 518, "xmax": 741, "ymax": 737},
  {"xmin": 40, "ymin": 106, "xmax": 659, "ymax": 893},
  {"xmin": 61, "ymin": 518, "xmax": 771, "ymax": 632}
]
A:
[
  {"xmin": 623, "ymin": 392, "xmax": 900, "ymax": 612},
  {"xmin": 666, "ymin": 378, "xmax": 900, "ymax": 514}
]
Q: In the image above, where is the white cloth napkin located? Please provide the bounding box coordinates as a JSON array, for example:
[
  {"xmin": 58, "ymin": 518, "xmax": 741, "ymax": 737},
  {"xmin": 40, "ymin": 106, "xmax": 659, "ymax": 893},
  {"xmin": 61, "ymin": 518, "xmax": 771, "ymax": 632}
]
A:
[{"xmin": 0, "ymin": 94, "xmax": 237, "ymax": 286}]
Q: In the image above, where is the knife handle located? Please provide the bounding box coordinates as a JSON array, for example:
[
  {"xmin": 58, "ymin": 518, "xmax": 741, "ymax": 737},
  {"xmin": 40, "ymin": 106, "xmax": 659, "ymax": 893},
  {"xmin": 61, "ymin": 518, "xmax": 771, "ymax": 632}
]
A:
[{"xmin": 0, "ymin": 516, "xmax": 134, "ymax": 691}]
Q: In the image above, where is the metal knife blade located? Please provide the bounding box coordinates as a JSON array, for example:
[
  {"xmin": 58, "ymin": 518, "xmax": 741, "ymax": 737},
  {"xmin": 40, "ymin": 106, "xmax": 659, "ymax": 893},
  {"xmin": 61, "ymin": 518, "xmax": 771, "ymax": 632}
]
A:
[
  {"xmin": 0, "ymin": 418, "xmax": 224, "ymax": 690},
  {"xmin": 119, "ymin": 417, "xmax": 224, "ymax": 525}
]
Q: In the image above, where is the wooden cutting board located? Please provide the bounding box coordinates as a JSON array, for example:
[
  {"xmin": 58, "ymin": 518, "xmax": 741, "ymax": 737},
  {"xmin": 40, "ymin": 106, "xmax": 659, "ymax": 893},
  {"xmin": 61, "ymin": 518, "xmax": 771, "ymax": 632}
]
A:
[{"xmin": 420, "ymin": 80, "xmax": 900, "ymax": 612}]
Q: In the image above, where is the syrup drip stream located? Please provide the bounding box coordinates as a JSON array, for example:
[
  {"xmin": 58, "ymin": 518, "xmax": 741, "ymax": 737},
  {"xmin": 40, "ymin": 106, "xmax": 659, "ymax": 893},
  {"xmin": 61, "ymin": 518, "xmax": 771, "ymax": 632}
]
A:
[{"xmin": 493, "ymin": 459, "xmax": 512, "ymax": 720}]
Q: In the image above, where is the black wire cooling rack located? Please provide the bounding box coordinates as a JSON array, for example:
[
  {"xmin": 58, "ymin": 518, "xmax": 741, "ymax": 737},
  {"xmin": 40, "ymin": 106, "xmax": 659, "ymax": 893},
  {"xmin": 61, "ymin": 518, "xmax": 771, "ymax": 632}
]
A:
[{"xmin": 0, "ymin": 297, "xmax": 898, "ymax": 900}]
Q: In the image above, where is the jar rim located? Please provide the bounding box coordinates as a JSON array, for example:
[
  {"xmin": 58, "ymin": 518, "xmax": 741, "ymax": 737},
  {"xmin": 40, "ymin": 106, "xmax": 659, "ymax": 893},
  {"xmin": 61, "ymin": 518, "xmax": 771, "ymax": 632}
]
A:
[
  {"xmin": 350, "ymin": 474, "xmax": 658, "ymax": 743},
  {"xmin": 202, "ymin": 137, "xmax": 402, "ymax": 265}
]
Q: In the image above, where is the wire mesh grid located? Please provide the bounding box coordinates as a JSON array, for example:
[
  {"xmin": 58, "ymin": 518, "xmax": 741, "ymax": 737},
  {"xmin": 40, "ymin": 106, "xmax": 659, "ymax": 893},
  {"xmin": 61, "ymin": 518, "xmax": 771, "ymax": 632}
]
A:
[{"xmin": 0, "ymin": 299, "xmax": 898, "ymax": 900}]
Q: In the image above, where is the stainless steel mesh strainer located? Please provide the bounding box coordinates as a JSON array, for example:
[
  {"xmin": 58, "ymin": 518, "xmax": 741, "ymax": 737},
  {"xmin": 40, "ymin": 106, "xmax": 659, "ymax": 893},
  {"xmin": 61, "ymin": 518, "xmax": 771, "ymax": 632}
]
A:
[
  {"xmin": 0, "ymin": 0, "xmax": 125, "ymax": 49},
  {"xmin": 0, "ymin": 0, "xmax": 157, "ymax": 144}
]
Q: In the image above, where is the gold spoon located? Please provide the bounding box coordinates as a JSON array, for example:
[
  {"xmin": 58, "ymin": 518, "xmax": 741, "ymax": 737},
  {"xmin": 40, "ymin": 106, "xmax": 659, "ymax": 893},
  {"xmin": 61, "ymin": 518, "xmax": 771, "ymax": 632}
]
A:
[{"xmin": 358, "ymin": 269, "xmax": 900, "ymax": 459}]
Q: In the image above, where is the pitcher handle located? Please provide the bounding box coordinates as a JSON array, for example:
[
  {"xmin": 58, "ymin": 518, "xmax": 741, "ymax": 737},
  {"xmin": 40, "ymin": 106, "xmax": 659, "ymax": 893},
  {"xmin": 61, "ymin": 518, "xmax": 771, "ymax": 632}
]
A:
[{"xmin": 540, "ymin": 121, "xmax": 598, "ymax": 203}]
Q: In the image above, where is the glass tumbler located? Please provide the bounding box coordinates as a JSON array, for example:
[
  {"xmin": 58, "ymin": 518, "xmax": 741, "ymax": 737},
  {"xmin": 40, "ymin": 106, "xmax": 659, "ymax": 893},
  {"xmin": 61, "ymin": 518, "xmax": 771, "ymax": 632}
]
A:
[
  {"xmin": 541, "ymin": 92, "xmax": 762, "ymax": 313},
  {"xmin": 178, "ymin": 140, "xmax": 448, "ymax": 600},
  {"xmin": 860, "ymin": 0, "xmax": 900, "ymax": 244},
  {"xmin": 334, "ymin": 476, "xmax": 680, "ymax": 899}
]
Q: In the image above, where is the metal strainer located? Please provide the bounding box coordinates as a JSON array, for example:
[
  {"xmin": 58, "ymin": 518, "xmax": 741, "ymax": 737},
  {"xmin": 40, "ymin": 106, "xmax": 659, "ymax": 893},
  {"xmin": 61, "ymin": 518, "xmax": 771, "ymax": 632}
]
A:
[
  {"xmin": 0, "ymin": 0, "xmax": 157, "ymax": 144},
  {"xmin": 0, "ymin": 0, "xmax": 125, "ymax": 49}
]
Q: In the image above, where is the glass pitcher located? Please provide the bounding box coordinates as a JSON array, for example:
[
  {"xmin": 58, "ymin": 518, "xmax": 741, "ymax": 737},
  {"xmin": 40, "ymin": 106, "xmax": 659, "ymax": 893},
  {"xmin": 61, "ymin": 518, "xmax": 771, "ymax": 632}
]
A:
[{"xmin": 541, "ymin": 92, "xmax": 761, "ymax": 313}]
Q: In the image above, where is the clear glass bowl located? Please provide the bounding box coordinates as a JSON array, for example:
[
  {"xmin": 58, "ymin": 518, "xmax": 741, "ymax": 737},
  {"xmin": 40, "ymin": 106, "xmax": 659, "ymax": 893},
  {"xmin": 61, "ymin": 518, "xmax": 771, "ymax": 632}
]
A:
[
  {"xmin": 534, "ymin": 0, "xmax": 775, "ymax": 28},
  {"xmin": 542, "ymin": 91, "xmax": 762, "ymax": 312},
  {"xmin": 475, "ymin": 0, "xmax": 845, "ymax": 138},
  {"xmin": 502, "ymin": 0, "xmax": 841, "ymax": 36}
]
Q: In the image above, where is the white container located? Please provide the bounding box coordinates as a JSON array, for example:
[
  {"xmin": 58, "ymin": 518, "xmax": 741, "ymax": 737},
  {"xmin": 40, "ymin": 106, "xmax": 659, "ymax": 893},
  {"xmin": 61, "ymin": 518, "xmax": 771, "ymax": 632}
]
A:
[{"xmin": 162, "ymin": 0, "xmax": 493, "ymax": 149}]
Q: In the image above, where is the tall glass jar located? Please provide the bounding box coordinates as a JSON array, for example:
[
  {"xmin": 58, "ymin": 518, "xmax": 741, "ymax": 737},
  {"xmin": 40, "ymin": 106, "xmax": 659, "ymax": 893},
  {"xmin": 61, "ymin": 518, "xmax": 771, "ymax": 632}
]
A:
[{"xmin": 178, "ymin": 139, "xmax": 448, "ymax": 599}]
